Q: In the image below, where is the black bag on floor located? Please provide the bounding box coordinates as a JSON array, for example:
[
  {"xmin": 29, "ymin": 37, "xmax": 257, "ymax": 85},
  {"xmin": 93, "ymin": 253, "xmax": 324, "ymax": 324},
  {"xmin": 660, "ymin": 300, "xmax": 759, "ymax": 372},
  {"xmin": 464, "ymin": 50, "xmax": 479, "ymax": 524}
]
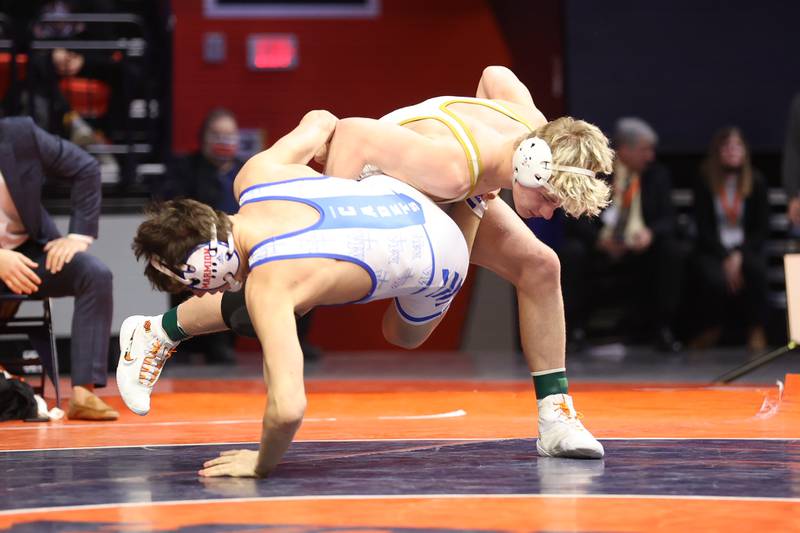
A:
[{"xmin": 0, "ymin": 373, "xmax": 38, "ymax": 421}]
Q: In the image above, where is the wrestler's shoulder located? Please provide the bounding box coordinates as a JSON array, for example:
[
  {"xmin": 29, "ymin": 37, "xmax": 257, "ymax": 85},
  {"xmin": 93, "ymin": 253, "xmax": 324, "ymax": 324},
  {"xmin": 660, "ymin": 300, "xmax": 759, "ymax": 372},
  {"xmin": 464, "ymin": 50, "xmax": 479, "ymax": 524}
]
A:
[
  {"xmin": 233, "ymin": 163, "xmax": 322, "ymax": 198},
  {"xmin": 489, "ymin": 99, "xmax": 547, "ymax": 128}
]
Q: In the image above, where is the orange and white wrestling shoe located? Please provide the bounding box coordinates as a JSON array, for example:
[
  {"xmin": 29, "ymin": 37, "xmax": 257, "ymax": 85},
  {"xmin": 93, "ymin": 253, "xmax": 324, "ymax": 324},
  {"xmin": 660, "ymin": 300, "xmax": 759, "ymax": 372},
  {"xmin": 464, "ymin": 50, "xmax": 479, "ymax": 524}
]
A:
[
  {"xmin": 536, "ymin": 393, "xmax": 604, "ymax": 459},
  {"xmin": 116, "ymin": 315, "xmax": 180, "ymax": 416}
]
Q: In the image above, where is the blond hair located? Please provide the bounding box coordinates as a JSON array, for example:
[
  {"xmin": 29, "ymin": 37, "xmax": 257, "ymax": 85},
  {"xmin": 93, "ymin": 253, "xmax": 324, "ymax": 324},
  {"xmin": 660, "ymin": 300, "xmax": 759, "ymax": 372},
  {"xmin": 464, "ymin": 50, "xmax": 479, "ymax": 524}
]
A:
[{"xmin": 524, "ymin": 117, "xmax": 614, "ymax": 217}]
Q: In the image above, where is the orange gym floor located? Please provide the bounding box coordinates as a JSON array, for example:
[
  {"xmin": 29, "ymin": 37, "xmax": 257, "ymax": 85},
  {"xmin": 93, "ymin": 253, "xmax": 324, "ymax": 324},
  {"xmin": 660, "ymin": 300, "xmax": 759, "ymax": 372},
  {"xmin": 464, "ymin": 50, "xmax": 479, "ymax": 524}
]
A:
[{"xmin": 1, "ymin": 373, "xmax": 799, "ymax": 532}]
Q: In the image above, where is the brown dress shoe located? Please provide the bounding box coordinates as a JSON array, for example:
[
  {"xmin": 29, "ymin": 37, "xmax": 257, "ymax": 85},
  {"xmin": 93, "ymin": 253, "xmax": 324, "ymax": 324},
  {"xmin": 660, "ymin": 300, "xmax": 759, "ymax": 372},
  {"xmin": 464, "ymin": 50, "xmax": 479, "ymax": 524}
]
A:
[{"xmin": 67, "ymin": 392, "xmax": 119, "ymax": 421}]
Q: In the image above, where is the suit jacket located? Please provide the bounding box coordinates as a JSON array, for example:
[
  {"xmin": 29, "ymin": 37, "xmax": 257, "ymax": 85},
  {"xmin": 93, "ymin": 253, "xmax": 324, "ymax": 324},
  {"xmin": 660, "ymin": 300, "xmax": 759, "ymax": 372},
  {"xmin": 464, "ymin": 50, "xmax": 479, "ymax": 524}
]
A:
[
  {"xmin": 156, "ymin": 152, "xmax": 243, "ymax": 213},
  {"xmin": 0, "ymin": 117, "xmax": 101, "ymax": 245},
  {"xmin": 693, "ymin": 169, "xmax": 769, "ymax": 260},
  {"xmin": 564, "ymin": 162, "xmax": 677, "ymax": 247},
  {"xmin": 782, "ymin": 93, "xmax": 800, "ymax": 198}
]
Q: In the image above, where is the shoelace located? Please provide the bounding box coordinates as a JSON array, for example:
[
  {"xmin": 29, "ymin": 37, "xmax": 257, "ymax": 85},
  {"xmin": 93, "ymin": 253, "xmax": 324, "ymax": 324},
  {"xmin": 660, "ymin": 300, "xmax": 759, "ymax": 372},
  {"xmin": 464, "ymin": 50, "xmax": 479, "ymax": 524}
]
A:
[
  {"xmin": 557, "ymin": 399, "xmax": 586, "ymax": 429},
  {"xmin": 138, "ymin": 340, "xmax": 175, "ymax": 387}
]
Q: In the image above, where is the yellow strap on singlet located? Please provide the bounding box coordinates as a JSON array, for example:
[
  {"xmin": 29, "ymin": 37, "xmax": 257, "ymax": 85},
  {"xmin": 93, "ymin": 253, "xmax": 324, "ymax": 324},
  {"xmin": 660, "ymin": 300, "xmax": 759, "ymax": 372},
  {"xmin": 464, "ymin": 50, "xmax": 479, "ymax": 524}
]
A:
[
  {"xmin": 396, "ymin": 114, "xmax": 478, "ymax": 203},
  {"xmin": 397, "ymin": 98, "xmax": 535, "ymax": 202},
  {"xmin": 452, "ymin": 98, "xmax": 536, "ymax": 133}
]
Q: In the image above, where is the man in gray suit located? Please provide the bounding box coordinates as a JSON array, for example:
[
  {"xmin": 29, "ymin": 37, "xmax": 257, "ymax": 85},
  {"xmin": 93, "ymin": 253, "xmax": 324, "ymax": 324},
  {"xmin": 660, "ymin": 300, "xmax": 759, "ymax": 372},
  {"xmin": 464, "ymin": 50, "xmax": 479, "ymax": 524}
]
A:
[{"xmin": 0, "ymin": 116, "xmax": 115, "ymax": 420}]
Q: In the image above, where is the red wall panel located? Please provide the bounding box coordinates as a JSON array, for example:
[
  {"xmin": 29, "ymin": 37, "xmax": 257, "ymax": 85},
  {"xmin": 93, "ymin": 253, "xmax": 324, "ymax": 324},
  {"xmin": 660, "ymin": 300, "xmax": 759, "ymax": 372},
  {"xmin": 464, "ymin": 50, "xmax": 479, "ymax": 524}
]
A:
[{"xmin": 172, "ymin": 0, "xmax": 513, "ymax": 151}]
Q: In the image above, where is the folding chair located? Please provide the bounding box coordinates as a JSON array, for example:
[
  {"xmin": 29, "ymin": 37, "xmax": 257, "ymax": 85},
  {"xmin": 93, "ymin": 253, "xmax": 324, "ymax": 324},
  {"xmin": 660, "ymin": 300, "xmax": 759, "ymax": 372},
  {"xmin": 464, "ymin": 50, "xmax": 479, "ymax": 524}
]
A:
[{"xmin": 0, "ymin": 295, "xmax": 61, "ymax": 406}]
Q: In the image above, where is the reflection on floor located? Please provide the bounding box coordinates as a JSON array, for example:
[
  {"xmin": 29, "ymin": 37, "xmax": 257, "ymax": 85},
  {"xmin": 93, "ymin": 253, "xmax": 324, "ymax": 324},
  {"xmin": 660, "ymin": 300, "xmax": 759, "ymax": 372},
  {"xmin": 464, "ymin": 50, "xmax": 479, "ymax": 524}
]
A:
[
  {"xmin": 1, "ymin": 356, "xmax": 798, "ymax": 532},
  {"xmin": 164, "ymin": 345, "xmax": 800, "ymax": 384},
  {"xmin": 3, "ymin": 439, "xmax": 799, "ymax": 513}
]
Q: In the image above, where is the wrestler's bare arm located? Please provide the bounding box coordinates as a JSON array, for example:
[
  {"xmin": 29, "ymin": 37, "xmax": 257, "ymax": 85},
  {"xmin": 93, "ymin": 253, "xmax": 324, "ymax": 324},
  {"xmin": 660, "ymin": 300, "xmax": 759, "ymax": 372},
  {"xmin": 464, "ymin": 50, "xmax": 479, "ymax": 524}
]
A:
[
  {"xmin": 196, "ymin": 266, "xmax": 306, "ymax": 478},
  {"xmin": 476, "ymin": 66, "xmax": 535, "ymax": 106},
  {"xmin": 324, "ymin": 117, "xmax": 470, "ymax": 201},
  {"xmin": 234, "ymin": 109, "xmax": 337, "ymax": 197},
  {"xmin": 475, "ymin": 66, "xmax": 547, "ymax": 126},
  {"xmin": 247, "ymin": 267, "xmax": 307, "ymax": 477}
]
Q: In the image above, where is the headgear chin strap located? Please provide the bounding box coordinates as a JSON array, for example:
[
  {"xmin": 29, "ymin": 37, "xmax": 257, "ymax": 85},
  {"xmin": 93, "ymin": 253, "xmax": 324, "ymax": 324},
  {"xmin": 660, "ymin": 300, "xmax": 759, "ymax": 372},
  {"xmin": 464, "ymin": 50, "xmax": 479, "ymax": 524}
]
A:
[
  {"xmin": 512, "ymin": 137, "xmax": 596, "ymax": 192},
  {"xmin": 150, "ymin": 224, "xmax": 242, "ymax": 293}
]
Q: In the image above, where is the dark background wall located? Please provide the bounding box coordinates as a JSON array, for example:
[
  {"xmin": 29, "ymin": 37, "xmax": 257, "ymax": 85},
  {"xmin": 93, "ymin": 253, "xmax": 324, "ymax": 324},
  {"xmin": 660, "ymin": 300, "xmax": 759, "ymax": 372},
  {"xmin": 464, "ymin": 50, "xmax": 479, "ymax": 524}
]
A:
[{"xmin": 564, "ymin": 0, "xmax": 799, "ymax": 156}]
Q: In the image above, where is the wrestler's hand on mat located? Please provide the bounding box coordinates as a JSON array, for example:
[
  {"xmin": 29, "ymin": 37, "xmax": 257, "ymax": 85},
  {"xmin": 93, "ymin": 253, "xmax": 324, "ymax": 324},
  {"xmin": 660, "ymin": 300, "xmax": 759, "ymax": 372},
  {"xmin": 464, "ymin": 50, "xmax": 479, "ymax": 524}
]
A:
[
  {"xmin": 198, "ymin": 449, "xmax": 263, "ymax": 478},
  {"xmin": 44, "ymin": 237, "xmax": 90, "ymax": 274},
  {"xmin": 0, "ymin": 249, "xmax": 41, "ymax": 294},
  {"xmin": 199, "ymin": 476, "xmax": 260, "ymax": 496}
]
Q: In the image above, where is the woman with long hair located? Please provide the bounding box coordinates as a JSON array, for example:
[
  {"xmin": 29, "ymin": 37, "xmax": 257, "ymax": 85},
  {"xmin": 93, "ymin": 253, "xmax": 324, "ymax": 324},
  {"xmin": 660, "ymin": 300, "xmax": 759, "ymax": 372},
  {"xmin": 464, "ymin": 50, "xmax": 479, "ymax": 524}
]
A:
[{"xmin": 690, "ymin": 127, "xmax": 770, "ymax": 351}]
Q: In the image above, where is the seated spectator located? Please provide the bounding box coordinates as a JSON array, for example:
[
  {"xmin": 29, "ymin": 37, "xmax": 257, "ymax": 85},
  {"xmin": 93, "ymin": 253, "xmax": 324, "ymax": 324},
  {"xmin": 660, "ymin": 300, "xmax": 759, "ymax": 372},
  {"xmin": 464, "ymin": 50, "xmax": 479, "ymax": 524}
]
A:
[
  {"xmin": 154, "ymin": 107, "xmax": 322, "ymax": 363},
  {"xmin": 154, "ymin": 108, "xmax": 243, "ymax": 364},
  {"xmin": 784, "ymin": 93, "xmax": 800, "ymax": 241},
  {"xmin": 157, "ymin": 107, "xmax": 242, "ymax": 214},
  {"xmin": 560, "ymin": 117, "xmax": 684, "ymax": 352},
  {"xmin": 1, "ymin": 0, "xmax": 132, "ymax": 176},
  {"xmin": 689, "ymin": 127, "xmax": 769, "ymax": 352},
  {"xmin": 0, "ymin": 116, "xmax": 115, "ymax": 419}
]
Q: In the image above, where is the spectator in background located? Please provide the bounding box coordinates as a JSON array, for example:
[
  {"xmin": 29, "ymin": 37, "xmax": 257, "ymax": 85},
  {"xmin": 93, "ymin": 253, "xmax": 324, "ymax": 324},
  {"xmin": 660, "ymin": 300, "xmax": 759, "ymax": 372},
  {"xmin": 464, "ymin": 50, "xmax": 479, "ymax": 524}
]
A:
[
  {"xmin": 157, "ymin": 108, "xmax": 242, "ymax": 213},
  {"xmin": 154, "ymin": 108, "xmax": 243, "ymax": 364},
  {"xmin": 0, "ymin": 0, "xmax": 129, "ymax": 176},
  {"xmin": 155, "ymin": 107, "xmax": 322, "ymax": 363},
  {"xmin": 29, "ymin": 0, "xmax": 121, "ymax": 135},
  {"xmin": 560, "ymin": 117, "xmax": 683, "ymax": 352},
  {"xmin": 689, "ymin": 127, "xmax": 769, "ymax": 352},
  {"xmin": 0, "ymin": 116, "xmax": 115, "ymax": 419},
  {"xmin": 784, "ymin": 93, "xmax": 800, "ymax": 240}
]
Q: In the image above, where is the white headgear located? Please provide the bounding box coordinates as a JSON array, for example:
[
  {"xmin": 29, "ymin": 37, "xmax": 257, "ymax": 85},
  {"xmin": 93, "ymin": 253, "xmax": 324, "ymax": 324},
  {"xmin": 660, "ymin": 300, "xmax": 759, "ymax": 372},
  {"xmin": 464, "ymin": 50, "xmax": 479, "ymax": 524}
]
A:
[
  {"xmin": 150, "ymin": 224, "xmax": 242, "ymax": 293},
  {"xmin": 512, "ymin": 137, "xmax": 597, "ymax": 192}
]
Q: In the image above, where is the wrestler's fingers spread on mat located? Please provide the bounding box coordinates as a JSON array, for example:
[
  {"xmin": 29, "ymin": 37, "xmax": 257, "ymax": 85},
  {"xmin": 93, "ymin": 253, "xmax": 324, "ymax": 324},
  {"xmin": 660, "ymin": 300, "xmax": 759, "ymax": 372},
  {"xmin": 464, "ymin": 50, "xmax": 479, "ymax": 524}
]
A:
[
  {"xmin": 197, "ymin": 464, "xmax": 230, "ymax": 477},
  {"xmin": 203, "ymin": 457, "xmax": 231, "ymax": 468},
  {"xmin": 220, "ymin": 449, "xmax": 251, "ymax": 456},
  {"xmin": 203, "ymin": 455, "xmax": 233, "ymax": 467},
  {"xmin": 198, "ymin": 463, "xmax": 257, "ymax": 478}
]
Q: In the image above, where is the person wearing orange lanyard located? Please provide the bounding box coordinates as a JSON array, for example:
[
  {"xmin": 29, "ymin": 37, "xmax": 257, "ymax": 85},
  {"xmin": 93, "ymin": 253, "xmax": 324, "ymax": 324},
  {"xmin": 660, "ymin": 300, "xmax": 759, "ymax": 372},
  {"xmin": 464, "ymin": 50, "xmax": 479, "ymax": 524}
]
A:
[
  {"xmin": 690, "ymin": 127, "xmax": 770, "ymax": 352},
  {"xmin": 560, "ymin": 117, "xmax": 685, "ymax": 352}
]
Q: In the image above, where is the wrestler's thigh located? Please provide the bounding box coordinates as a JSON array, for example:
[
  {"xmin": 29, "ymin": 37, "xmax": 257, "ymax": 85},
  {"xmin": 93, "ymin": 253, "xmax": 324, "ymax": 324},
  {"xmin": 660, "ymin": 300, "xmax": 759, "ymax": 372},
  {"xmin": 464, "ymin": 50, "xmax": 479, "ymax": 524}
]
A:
[{"xmin": 470, "ymin": 197, "xmax": 555, "ymax": 283}]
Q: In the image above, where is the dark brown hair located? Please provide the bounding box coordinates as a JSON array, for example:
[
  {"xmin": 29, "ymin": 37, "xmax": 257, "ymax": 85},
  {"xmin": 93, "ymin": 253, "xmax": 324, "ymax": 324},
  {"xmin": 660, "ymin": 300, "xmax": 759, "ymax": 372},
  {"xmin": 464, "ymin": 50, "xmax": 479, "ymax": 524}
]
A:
[
  {"xmin": 701, "ymin": 126, "xmax": 753, "ymax": 198},
  {"xmin": 132, "ymin": 199, "xmax": 232, "ymax": 293},
  {"xmin": 199, "ymin": 107, "xmax": 237, "ymax": 145}
]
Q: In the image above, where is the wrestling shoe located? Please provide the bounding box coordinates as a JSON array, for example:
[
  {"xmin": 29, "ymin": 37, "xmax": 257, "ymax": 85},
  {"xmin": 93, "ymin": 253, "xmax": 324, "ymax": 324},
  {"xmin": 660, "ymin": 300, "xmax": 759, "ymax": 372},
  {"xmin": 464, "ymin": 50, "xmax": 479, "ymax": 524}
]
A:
[
  {"xmin": 116, "ymin": 315, "xmax": 179, "ymax": 416},
  {"xmin": 536, "ymin": 393, "xmax": 604, "ymax": 459}
]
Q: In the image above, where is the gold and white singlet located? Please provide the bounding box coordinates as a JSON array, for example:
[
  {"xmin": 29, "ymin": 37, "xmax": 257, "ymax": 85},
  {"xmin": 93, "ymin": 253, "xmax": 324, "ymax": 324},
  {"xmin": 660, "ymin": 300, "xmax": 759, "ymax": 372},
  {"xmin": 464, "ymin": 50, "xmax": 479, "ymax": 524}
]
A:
[{"xmin": 378, "ymin": 96, "xmax": 535, "ymax": 201}]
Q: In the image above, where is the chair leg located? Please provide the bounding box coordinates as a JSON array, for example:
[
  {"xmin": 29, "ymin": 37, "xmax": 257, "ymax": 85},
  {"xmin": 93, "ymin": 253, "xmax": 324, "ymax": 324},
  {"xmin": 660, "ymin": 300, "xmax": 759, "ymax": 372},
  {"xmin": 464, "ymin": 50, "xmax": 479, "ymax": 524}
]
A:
[
  {"xmin": 29, "ymin": 331, "xmax": 57, "ymax": 406},
  {"xmin": 29, "ymin": 299, "xmax": 61, "ymax": 409},
  {"xmin": 44, "ymin": 298, "xmax": 61, "ymax": 408}
]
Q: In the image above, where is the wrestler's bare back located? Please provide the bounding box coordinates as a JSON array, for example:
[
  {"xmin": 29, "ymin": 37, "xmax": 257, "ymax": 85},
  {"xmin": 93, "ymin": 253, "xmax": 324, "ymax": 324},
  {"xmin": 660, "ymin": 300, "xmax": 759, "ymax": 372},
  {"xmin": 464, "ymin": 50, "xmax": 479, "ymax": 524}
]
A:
[
  {"xmin": 399, "ymin": 100, "xmax": 546, "ymax": 190},
  {"xmin": 231, "ymin": 159, "xmax": 373, "ymax": 312}
]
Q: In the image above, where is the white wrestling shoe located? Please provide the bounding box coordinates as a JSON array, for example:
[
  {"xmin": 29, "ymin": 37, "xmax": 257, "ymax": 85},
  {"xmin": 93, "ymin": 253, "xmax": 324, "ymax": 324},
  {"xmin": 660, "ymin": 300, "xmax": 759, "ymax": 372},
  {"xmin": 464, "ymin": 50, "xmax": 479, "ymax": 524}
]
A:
[
  {"xmin": 116, "ymin": 315, "xmax": 179, "ymax": 416},
  {"xmin": 536, "ymin": 393, "xmax": 604, "ymax": 459}
]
